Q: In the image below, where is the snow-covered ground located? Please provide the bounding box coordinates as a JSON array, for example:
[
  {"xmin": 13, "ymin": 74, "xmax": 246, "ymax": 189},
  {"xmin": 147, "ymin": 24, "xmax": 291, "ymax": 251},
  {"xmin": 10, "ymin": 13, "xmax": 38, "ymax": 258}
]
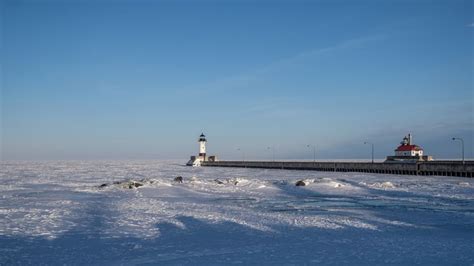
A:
[{"xmin": 1, "ymin": 160, "xmax": 473, "ymax": 265}]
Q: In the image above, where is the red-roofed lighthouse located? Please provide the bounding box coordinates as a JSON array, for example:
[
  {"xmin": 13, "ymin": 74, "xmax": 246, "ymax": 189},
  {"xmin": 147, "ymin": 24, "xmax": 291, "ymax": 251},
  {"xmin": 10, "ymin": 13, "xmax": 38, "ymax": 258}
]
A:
[
  {"xmin": 386, "ymin": 133, "xmax": 433, "ymax": 162},
  {"xmin": 394, "ymin": 134, "xmax": 424, "ymax": 157}
]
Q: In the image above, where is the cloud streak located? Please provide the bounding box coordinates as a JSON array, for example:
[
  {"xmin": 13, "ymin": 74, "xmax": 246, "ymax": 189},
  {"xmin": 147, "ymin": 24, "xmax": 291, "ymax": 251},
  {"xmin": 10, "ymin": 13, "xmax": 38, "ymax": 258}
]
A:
[
  {"xmin": 255, "ymin": 34, "xmax": 387, "ymax": 75},
  {"xmin": 174, "ymin": 34, "xmax": 388, "ymax": 96}
]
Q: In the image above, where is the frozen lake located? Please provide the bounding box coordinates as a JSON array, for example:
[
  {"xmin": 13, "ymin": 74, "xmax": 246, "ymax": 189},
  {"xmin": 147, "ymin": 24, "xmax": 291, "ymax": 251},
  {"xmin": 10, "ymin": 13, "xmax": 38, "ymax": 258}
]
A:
[{"xmin": 1, "ymin": 160, "xmax": 473, "ymax": 265}]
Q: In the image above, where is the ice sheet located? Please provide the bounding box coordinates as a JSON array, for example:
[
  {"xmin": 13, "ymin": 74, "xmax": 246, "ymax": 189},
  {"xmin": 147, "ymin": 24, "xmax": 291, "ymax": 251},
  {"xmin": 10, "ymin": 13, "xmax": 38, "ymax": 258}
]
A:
[{"xmin": 1, "ymin": 160, "xmax": 473, "ymax": 265}]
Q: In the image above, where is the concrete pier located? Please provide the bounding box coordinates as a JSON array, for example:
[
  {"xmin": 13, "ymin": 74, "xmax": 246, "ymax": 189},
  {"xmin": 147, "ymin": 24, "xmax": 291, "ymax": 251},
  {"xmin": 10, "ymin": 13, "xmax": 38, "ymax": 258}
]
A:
[{"xmin": 202, "ymin": 160, "xmax": 474, "ymax": 178}]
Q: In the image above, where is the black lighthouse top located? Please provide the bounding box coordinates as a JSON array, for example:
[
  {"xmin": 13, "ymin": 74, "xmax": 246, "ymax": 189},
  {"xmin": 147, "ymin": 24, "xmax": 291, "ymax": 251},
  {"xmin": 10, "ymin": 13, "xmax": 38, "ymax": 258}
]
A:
[{"xmin": 199, "ymin": 133, "xmax": 207, "ymax": 142}]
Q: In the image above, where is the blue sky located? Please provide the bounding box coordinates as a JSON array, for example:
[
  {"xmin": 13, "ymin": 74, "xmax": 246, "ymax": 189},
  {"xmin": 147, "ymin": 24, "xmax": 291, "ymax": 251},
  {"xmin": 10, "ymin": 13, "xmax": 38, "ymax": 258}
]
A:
[{"xmin": 1, "ymin": 0, "xmax": 473, "ymax": 160}]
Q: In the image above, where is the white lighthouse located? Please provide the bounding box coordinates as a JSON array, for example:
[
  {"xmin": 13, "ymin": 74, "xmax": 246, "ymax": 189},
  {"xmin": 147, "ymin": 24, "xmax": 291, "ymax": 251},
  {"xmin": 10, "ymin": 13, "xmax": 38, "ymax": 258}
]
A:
[
  {"xmin": 186, "ymin": 133, "xmax": 217, "ymax": 166},
  {"xmin": 198, "ymin": 133, "xmax": 207, "ymax": 161}
]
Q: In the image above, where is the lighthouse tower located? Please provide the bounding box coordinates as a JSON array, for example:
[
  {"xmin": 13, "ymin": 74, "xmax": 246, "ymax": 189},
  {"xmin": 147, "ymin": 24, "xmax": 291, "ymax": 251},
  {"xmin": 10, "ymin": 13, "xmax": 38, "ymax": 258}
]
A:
[
  {"xmin": 187, "ymin": 133, "xmax": 217, "ymax": 166},
  {"xmin": 198, "ymin": 133, "xmax": 207, "ymax": 161}
]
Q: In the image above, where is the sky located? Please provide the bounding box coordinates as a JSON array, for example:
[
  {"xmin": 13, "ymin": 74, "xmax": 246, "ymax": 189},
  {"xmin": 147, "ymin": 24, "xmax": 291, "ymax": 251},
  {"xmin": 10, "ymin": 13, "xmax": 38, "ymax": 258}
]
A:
[{"xmin": 1, "ymin": 0, "xmax": 473, "ymax": 160}]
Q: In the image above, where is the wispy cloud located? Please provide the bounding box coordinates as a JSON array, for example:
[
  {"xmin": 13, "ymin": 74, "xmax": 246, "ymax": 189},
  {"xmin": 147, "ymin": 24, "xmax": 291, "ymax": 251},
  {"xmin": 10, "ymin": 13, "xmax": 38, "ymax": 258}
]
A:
[
  {"xmin": 255, "ymin": 34, "xmax": 387, "ymax": 75},
  {"xmin": 174, "ymin": 34, "xmax": 387, "ymax": 96},
  {"xmin": 468, "ymin": 22, "xmax": 474, "ymax": 27},
  {"xmin": 238, "ymin": 97, "xmax": 317, "ymax": 119}
]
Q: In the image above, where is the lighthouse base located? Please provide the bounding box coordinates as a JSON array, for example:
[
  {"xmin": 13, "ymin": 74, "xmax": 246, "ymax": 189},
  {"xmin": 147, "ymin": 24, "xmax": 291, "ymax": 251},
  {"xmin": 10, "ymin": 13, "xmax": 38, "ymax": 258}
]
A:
[
  {"xmin": 186, "ymin": 156, "xmax": 203, "ymax": 167},
  {"xmin": 186, "ymin": 155, "xmax": 218, "ymax": 167},
  {"xmin": 385, "ymin": 155, "xmax": 433, "ymax": 163}
]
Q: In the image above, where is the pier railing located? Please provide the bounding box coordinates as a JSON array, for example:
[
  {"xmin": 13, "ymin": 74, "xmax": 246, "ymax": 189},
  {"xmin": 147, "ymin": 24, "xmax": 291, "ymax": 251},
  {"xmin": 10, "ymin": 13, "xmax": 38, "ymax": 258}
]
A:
[{"xmin": 201, "ymin": 161, "xmax": 474, "ymax": 178}]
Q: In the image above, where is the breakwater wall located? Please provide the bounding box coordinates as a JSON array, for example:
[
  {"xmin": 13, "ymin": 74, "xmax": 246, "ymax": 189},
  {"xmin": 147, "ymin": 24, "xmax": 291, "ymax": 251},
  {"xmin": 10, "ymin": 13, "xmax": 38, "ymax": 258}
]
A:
[{"xmin": 202, "ymin": 161, "xmax": 474, "ymax": 178}]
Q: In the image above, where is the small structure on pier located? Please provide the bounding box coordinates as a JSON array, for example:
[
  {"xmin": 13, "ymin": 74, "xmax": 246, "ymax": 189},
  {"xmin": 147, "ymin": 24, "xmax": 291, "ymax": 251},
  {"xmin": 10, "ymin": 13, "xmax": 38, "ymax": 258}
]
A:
[
  {"xmin": 386, "ymin": 133, "xmax": 433, "ymax": 162},
  {"xmin": 186, "ymin": 133, "xmax": 218, "ymax": 166}
]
